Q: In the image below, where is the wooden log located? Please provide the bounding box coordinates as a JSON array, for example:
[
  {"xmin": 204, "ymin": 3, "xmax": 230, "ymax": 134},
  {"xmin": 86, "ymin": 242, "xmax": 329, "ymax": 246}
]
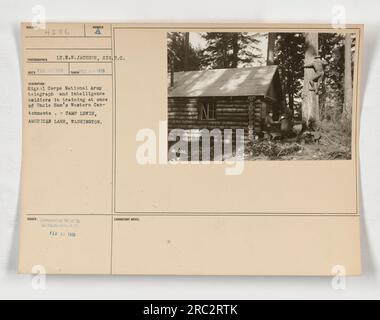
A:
[{"xmin": 168, "ymin": 108, "xmax": 199, "ymax": 113}]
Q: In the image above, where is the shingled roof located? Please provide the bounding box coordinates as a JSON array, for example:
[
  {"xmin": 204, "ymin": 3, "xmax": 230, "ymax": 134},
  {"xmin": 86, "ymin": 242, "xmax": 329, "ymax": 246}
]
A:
[{"xmin": 168, "ymin": 65, "xmax": 280, "ymax": 99}]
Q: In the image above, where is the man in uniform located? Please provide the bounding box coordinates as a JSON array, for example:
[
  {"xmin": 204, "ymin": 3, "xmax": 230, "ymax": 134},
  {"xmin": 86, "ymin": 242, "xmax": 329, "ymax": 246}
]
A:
[
  {"xmin": 279, "ymin": 107, "xmax": 293, "ymax": 138},
  {"xmin": 304, "ymin": 55, "xmax": 328, "ymax": 94},
  {"xmin": 264, "ymin": 111, "xmax": 274, "ymax": 130},
  {"xmin": 260, "ymin": 111, "xmax": 274, "ymax": 140}
]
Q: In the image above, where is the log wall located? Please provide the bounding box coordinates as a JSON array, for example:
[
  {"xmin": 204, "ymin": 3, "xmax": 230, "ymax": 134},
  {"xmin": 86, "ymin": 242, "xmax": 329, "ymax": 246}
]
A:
[{"xmin": 168, "ymin": 97, "xmax": 250, "ymax": 132}]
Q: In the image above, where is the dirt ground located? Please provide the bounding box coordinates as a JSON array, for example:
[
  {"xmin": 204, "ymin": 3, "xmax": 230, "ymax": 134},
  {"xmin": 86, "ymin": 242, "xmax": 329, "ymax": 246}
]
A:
[
  {"xmin": 245, "ymin": 120, "xmax": 352, "ymax": 161},
  {"xmin": 245, "ymin": 140, "xmax": 350, "ymax": 161}
]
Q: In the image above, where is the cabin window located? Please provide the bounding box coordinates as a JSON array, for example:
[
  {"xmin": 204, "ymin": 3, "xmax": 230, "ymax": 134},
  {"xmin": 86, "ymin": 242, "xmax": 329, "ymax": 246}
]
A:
[{"xmin": 199, "ymin": 100, "xmax": 216, "ymax": 120}]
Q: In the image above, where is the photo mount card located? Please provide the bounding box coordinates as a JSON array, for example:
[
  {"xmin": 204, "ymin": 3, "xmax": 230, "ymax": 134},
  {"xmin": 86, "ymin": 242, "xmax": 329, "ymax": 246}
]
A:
[{"xmin": 19, "ymin": 23, "xmax": 363, "ymax": 275}]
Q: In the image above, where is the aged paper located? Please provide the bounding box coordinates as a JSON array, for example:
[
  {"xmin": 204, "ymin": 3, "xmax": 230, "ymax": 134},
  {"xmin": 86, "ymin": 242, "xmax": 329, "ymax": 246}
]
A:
[{"xmin": 19, "ymin": 23, "xmax": 363, "ymax": 275}]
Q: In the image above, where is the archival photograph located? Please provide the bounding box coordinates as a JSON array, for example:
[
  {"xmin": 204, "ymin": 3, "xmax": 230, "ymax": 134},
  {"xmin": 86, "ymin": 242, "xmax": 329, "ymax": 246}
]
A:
[{"xmin": 167, "ymin": 31, "xmax": 356, "ymax": 161}]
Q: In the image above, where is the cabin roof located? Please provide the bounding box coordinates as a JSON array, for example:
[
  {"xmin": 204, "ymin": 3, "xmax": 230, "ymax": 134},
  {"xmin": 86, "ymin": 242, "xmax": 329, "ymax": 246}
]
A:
[{"xmin": 168, "ymin": 65, "xmax": 280, "ymax": 99}]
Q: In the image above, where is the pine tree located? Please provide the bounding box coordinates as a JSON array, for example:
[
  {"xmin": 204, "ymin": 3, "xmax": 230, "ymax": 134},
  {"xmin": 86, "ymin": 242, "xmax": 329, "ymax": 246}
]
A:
[
  {"xmin": 273, "ymin": 33, "xmax": 305, "ymax": 111},
  {"xmin": 167, "ymin": 32, "xmax": 202, "ymax": 73},
  {"xmin": 319, "ymin": 33, "xmax": 345, "ymax": 121},
  {"xmin": 267, "ymin": 33, "xmax": 276, "ymax": 65},
  {"xmin": 201, "ymin": 32, "xmax": 262, "ymax": 69}
]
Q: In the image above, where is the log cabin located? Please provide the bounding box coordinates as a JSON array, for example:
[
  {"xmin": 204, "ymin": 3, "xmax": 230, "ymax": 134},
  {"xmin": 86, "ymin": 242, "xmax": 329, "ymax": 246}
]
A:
[{"xmin": 168, "ymin": 65, "xmax": 283, "ymax": 146}]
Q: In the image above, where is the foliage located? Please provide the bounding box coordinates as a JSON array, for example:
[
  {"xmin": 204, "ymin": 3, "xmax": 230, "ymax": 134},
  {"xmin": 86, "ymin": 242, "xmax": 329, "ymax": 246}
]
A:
[
  {"xmin": 167, "ymin": 32, "xmax": 202, "ymax": 72},
  {"xmin": 201, "ymin": 32, "xmax": 262, "ymax": 69},
  {"xmin": 168, "ymin": 32, "xmax": 264, "ymax": 71},
  {"xmin": 273, "ymin": 33, "xmax": 305, "ymax": 111},
  {"xmin": 319, "ymin": 33, "xmax": 345, "ymax": 121},
  {"xmin": 246, "ymin": 140, "xmax": 303, "ymax": 160}
]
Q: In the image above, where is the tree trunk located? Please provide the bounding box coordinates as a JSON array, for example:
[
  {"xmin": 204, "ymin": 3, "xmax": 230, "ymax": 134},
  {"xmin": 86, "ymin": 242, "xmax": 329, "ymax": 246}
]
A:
[
  {"xmin": 288, "ymin": 92, "xmax": 294, "ymax": 111},
  {"xmin": 231, "ymin": 34, "xmax": 239, "ymax": 68},
  {"xmin": 302, "ymin": 33, "xmax": 319, "ymax": 128},
  {"xmin": 343, "ymin": 34, "xmax": 353, "ymax": 120},
  {"xmin": 287, "ymin": 72, "xmax": 294, "ymax": 110},
  {"xmin": 267, "ymin": 33, "xmax": 276, "ymax": 65},
  {"xmin": 170, "ymin": 59, "xmax": 175, "ymax": 87},
  {"xmin": 183, "ymin": 32, "xmax": 190, "ymax": 71},
  {"xmin": 319, "ymin": 86, "xmax": 326, "ymax": 121}
]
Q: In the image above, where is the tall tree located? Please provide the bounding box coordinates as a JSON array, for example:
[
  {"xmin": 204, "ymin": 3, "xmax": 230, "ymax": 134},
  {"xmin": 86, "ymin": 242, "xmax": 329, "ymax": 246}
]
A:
[
  {"xmin": 183, "ymin": 32, "xmax": 190, "ymax": 71},
  {"xmin": 273, "ymin": 33, "xmax": 305, "ymax": 111},
  {"xmin": 167, "ymin": 32, "xmax": 202, "ymax": 73},
  {"xmin": 201, "ymin": 32, "xmax": 262, "ymax": 69},
  {"xmin": 343, "ymin": 33, "xmax": 353, "ymax": 120},
  {"xmin": 319, "ymin": 33, "xmax": 345, "ymax": 121},
  {"xmin": 231, "ymin": 33, "xmax": 239, "ymax": 68},
  {"xmin": 267, "ymin": 33, "xmax": 276, "ymax": 65},
  {"xmin": 302, "ymin": 33, "xmax": 319, "ymax": 127}
]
